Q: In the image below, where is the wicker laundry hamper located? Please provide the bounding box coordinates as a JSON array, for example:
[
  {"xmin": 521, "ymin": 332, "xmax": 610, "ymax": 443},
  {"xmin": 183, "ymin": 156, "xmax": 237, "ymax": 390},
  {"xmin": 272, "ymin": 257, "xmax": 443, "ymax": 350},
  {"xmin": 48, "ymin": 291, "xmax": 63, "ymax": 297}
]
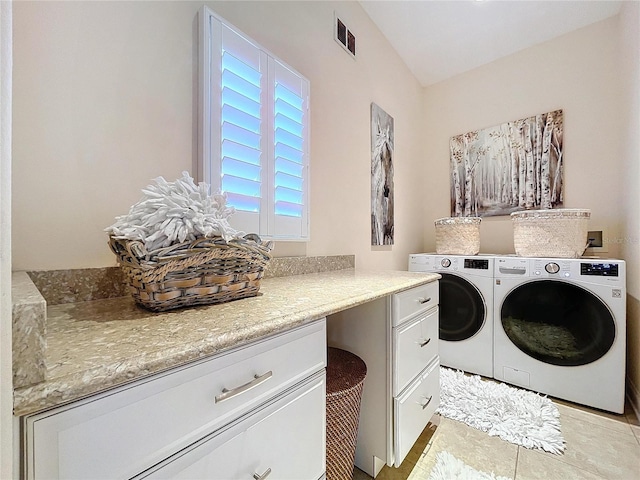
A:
[
  {"xmin": 326, "ymin": 348, "xmax": 367, "ymax": 480},
  {"xmin": 511, "ymin": 209, "xmax": 591, "ymax": 258},
  {"xmin": 435, "ymin": 217, "xmax": 481, "ymax": 255}
]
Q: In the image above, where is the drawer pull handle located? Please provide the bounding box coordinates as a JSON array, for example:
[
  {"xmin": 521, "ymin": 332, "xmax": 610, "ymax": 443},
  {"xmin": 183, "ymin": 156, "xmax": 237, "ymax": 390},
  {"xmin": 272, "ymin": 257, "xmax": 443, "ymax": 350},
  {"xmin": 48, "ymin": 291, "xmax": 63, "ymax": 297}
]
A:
[
  {"xmin": 418, "ymin": 297, "xmax": 431, "ymax": 304},
  {"xmin": 419, "ymin": 338, "xmax": 431, "ymax": 348},
  {"xmin": 215, "ymin": 371, "xmax": 273, "ymax": 404},
  {"xmin": 253, "ymin": 468, "xmax": 272, "ymax": 480},
  {"xmin": 419, "ymin": 395, "xmax": 433, "ymax": 410}
]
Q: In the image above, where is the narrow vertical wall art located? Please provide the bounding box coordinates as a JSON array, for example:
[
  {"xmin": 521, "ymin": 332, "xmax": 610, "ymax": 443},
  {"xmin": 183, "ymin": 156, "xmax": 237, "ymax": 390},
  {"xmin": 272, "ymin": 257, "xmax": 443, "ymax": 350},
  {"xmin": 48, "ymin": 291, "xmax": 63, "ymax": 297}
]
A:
[{"xmin": 371, "ymin": 103, "xmax": 394, "ymax": 245}]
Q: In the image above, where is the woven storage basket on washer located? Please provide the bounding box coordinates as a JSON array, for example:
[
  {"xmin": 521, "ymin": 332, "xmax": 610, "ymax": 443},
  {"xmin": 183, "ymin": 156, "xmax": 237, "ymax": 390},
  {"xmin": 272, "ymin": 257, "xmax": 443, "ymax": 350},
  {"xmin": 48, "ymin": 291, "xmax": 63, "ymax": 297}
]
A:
[
  {"xmin": 511, "ymin": 209, "xmax": 590, "ymax": 258},
  {"xmin": 326, "ymin": 347, "xmax": 367, "ymax": 480},
  {"xmin": 435, "ymin": 217, "xmax": 481, "ymax": 255},
  {"xmin": 109, "ymin": 233, "xmax": 273, "ymax": 312}
]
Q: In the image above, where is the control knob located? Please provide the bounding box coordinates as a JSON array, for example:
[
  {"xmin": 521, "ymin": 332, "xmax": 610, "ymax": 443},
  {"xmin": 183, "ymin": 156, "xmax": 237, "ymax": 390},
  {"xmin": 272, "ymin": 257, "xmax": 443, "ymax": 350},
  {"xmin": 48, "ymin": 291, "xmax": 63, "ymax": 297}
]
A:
[
  {"xmin": 545, "ymin": 262, "xmax": 560, "ymax": 274},
  {"xmin": 441, "ymin": 258, "xmax": 451, "ymax": 268}
]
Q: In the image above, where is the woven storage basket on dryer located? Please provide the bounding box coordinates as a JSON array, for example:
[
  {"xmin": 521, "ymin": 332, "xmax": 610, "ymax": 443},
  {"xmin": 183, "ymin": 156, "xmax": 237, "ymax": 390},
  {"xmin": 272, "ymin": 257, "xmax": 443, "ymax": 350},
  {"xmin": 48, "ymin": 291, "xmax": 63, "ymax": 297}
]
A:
[
  {"xmin": 109, "ymin": 233, "xmax": 273, "ymax": 312},
  {"xmin": 435, "ymin": 217, "xmax": 481, "ymax": 255},
  {"xmin": 511, "ymin": 209, "xmax": 590, "ymax": 258},
  {"xmin": 326, "ymin": 347, "xmax": 367, "ymax": 480}
]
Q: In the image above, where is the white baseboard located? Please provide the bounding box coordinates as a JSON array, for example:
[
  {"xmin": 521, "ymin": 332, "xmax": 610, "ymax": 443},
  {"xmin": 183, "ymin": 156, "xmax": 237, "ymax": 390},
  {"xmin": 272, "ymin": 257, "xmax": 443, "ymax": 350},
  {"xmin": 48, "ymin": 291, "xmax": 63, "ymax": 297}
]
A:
[{"xmin": 626, "ymin": 375, "xmax": 640, "ymax": 421}]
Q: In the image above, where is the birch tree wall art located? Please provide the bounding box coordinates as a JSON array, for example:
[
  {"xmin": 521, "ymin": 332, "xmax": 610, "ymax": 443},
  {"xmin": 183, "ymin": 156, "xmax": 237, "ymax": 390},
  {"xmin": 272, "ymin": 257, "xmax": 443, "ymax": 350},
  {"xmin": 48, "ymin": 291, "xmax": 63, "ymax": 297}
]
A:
[
  {"xmin": 450, "ymin": 109, "xmax": 564, "ymax": 217},
  {"xmin": 371, "ymin": 103, "xmax": 394, "ymax": 245}
]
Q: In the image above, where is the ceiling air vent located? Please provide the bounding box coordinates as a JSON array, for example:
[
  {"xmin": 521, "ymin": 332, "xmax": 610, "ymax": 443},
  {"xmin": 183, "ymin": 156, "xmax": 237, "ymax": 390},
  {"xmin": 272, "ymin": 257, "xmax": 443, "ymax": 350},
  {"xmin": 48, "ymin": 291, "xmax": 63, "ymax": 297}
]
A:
[{"xmin": 334, "ymin": 14, "xmax": 356, "ymax": 58}]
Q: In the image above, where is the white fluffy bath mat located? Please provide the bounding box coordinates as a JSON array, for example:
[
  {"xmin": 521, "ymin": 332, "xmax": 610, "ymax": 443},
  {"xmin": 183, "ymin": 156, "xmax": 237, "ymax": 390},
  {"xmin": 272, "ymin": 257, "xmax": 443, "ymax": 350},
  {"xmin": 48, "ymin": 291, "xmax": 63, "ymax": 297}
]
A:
[
  {"xmin": 427, "ymin": 451, "xmax": 512, "ymax": 480},
  {"xmin": 437, "ymin": 367, "xmax": 565, "ymax": 454}
]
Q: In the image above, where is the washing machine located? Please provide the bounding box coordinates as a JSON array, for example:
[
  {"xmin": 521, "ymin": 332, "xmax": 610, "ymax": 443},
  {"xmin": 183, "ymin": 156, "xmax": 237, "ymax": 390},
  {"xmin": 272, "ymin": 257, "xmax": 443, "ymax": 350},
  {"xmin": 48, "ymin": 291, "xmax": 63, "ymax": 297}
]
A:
[
  {"xmin": 409, "ymin": 254, "xmax": 494, "ymax": 377},
  {"xmin": 493, "ymin": 256, "xmax": 626, "ymax": 413}
]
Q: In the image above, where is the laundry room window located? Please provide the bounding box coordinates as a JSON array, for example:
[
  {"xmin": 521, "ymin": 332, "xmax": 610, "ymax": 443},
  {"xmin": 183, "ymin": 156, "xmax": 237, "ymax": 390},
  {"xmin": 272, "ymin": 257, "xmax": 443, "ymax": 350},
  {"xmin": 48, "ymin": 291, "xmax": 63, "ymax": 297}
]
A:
[{"xmin": 198, "ymin": 6, "xmax": 310, "ymax": 240}]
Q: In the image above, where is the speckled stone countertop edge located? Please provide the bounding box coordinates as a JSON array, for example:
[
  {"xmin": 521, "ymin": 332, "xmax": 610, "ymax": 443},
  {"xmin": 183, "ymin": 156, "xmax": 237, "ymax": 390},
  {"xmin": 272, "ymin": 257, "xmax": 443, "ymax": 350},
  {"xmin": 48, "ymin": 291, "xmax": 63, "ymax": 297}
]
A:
[
  {"xmin": 14, "ymin": 269, "xmax": 439, "ymax": 417},
  {"xmin": 13, "ymin": 311, "xmax": 324, "ymax": 416}
]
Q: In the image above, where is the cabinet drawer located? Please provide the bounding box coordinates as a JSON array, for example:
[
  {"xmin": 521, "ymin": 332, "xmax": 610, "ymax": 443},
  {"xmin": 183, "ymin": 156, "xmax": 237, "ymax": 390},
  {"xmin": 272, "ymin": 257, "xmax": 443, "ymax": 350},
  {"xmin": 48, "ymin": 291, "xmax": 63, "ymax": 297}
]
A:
[
  {"xmin": 392, "ymin": 282, "xmax": 438, "ymax": 326},
  {"xmin": 393, "ymin": 308, "xmax": 438, "ymax": 395},
  {"xmin": 26, "ymin": 320, "xmax": 326, "ymax": 480},
  {"xmin": 393, "ymin": 358, "xmax": 440, "ymax": 467},
  {"xmin": 138, "ymin": 373, "xmax": 326, "ymax": 479}
]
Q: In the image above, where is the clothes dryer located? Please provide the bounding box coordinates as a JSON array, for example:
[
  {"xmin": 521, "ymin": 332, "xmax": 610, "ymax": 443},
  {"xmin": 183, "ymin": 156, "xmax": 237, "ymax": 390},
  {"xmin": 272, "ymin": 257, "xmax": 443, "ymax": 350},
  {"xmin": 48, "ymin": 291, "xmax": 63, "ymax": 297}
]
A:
[
  {"xmin": 493, "ymin": 256, "xmax": 626, "ymax": 413},
  {"xmin": 409, "ymin": 254, "xmax": 494, "ymax": 377}
]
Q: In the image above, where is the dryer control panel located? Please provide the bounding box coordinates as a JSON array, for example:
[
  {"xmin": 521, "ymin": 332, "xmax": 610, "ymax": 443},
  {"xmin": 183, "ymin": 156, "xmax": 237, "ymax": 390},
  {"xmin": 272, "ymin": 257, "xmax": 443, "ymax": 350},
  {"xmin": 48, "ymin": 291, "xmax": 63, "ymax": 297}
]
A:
[
  {"xmin": 532, "ymin": 259, "xmax": 572, "ymax": 278},
  {"xmin": 581, "ymin": 263, "xmax": 619, "ymax": 277},
  {"xmin": 494, "ymin": 256, "xmax": 626, "ymax": 285}
]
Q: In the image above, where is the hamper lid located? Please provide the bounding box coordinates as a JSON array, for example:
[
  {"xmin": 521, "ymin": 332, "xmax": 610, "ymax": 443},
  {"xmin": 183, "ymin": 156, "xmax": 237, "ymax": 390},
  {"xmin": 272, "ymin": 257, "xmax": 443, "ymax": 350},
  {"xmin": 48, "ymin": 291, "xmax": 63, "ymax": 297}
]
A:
[
  {"xmin": 510, "ymin": 209, "xmax": 591, "ymax": 219},
  {"xmin": 435, "ymin": 217, "xmax": 481, "ymax": 225},
  {"xmin": 326, "ymin": 347, "xmax": 367, "ymax": 394}
]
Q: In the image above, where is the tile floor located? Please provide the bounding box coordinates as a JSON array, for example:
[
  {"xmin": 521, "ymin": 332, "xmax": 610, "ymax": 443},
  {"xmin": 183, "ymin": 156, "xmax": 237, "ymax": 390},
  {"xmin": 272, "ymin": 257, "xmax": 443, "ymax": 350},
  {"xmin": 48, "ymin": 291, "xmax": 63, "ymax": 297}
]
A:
[{"xmin": 353, "ymin": 398, "xmax": 640, "ymax": 480}]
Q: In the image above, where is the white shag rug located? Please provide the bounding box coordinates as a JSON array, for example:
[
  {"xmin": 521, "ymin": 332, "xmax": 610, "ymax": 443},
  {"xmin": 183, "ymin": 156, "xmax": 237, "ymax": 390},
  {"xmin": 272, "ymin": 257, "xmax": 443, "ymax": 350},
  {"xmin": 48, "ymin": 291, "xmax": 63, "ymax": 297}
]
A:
[
  {"xmin": 437, "ymin": 367, "xmax": 565, "ymax": 454},
  {"xmin": 428, "ymin": 451, "xmax": 512, "ymax": 480}
]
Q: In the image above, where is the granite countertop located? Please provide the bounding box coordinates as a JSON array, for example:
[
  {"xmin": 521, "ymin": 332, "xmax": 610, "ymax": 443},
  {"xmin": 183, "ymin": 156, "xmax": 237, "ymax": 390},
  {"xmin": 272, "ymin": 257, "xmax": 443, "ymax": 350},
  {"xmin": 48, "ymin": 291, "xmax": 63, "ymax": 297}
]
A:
[{"xmin": 14, "ymin": 268, "xmax": 439, "ymax": 416}]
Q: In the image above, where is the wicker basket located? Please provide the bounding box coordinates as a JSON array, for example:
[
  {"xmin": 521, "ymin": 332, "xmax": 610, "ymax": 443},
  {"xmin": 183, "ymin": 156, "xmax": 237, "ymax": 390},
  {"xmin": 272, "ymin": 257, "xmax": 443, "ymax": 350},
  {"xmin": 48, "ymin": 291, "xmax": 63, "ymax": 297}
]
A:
[
  {"xmin": 326, "ymin": 347, "xmax": 367, "ymax": 480},
  {"xmin": 435, "ymin": 217, "xmax": 481, "ymax": 255},
  {"xmin": 511, "ymin": 209, "xmax": 591, "ymax": 258},
  {"xmin": 109, "ymin": 234, "xmax": 273, "ymax": 312}
]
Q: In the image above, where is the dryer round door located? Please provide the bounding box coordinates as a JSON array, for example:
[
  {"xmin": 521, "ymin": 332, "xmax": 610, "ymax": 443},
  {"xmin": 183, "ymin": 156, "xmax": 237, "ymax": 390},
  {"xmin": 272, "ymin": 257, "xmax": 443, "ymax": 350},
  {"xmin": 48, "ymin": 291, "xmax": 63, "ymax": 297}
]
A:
[
  {"xmin": 500, "ymin": 280, "xmax": 615, "ymax": 366},
  {"xmin": 439, "ymin": 273, "xmax": 486, "ymax": 341}
]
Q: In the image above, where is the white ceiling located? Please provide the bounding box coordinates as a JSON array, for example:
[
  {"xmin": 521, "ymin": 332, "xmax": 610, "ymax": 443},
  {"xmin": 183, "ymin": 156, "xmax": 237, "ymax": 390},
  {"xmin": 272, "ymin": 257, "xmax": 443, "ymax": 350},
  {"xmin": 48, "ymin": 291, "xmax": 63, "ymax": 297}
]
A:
[{"xmin": 360, "ymin": 0, "xmax": 623, "ymax": 87}]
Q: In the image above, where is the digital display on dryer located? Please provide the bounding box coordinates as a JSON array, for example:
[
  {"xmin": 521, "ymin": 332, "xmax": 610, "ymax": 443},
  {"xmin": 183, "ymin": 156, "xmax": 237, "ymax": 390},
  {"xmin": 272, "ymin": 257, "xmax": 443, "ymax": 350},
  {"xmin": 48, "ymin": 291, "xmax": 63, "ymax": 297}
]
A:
[
  {"xmin": 464, "ymin": 259, "xmax": 489, "ymax": 270},
  {"xmin": 580, "ymin": 263, "xmax": 619, "ymax": 277}
]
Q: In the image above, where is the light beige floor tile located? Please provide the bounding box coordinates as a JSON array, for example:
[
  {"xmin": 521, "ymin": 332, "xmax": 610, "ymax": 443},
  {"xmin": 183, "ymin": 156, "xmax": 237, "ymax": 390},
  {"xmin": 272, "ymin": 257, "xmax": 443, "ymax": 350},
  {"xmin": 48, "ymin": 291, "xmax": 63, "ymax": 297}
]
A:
[
  {"xmin": 631, "ymin": 424, "xmax": 640, "ymax": 446},
  {"xmin": 529, "ymin": 412, "xmax": 640, "ymax": 479},
  {"xmin": 415, "ymin": 417, "xmax": 517, "ymax": 479},
  {"xmin": 405, "ymin": 462, "xmax": 430, "ymax": 480},
  {"xmin": 554, "ymin": 400, "xmax": 633, "ymax": 434},
  {"xmin": 516, "ymin": 447, "xmax": 606, "ymax": 480}
]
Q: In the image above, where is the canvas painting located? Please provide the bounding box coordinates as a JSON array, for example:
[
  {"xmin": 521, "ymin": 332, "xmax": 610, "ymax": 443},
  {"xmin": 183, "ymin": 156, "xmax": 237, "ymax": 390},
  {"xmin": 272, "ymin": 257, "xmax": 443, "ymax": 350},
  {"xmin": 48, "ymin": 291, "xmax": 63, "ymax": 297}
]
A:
[
  {"xmin": 371, "ymin": 103, "xmax": 394, "ymax": 245},
  {"xmin": 450, "ymin": 109, "xmax": 564, "ymax": 217}
]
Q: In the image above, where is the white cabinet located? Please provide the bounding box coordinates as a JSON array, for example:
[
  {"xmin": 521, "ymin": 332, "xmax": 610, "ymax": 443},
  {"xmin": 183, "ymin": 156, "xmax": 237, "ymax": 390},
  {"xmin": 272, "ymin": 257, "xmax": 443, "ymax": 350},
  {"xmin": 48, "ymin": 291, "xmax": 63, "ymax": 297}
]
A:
[
  {"xmin": 137, "ymin": 373, "xmax": 325, "ymax": 479},
  {"xmin": 393, "ymin": 307, "xmax": 438, "ymax": 395},
  {"xmin": 393, "ymin": 359, "xmax": 439, "ymax": 465},
  {"xmin": 23, "ymin": 320, "xmax": 326, "ymax": 479},
  {"xmin": 326, "ymin": 281, "xmax": 439, "ymax": 477}
]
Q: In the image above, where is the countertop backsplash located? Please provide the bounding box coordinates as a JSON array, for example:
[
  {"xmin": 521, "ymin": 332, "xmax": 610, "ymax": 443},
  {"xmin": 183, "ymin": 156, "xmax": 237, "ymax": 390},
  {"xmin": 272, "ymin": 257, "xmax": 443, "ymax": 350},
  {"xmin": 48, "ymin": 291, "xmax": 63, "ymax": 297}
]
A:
[{"xmin": 27, "ymin": 255, "xmax": 356, "ymax": 306}]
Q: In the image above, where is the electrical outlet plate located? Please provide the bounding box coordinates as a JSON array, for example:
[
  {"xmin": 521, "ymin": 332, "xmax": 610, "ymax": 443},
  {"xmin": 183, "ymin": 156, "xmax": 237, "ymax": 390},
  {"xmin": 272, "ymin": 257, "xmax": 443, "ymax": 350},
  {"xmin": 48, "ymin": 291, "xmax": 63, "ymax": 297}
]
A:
[{"xmin": 585, "ymin": 229, "xmax": 608, "ymax": 255}]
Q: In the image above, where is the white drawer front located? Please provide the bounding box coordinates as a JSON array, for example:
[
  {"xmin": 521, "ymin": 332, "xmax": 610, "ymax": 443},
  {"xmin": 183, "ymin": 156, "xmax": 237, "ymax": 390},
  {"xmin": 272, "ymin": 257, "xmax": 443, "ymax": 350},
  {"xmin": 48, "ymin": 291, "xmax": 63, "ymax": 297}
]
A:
[
  {"xmin": 27, "ymin": 320, "xmax": 326, "ymax": 480},
  {"xmin": 139, "ymin": 373, "xmax": 326, "ymax": 480},
  {"xmin": 393, "ymin": 358, "xmax": 440, "ymax": 467},
  {"xmin": 393, "ymin": 308, "xmax": 438, "ymax": 395},
  {"xmin": 392, "ymin": 282, "xmax": 438, "ymax": 326}
]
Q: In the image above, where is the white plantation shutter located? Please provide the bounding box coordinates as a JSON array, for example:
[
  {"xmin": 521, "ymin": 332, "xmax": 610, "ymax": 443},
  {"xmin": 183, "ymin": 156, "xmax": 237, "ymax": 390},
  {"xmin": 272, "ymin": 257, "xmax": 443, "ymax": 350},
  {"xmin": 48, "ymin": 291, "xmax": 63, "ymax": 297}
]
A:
[
  {"xmin": 199, "ymin": 7, "xmax": 309, "ymax": 240},
  {"xmin": 270, "ymin": 59, "xmax": 309, "ymax": 238}
]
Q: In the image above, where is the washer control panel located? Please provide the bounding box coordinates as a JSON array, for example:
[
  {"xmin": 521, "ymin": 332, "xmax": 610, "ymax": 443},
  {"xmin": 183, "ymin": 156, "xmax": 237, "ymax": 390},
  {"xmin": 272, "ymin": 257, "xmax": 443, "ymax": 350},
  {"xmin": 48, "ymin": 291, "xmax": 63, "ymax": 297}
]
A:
[{"xmin": 408, "ymin": 254, "xmax": 494, "ymax": 277}]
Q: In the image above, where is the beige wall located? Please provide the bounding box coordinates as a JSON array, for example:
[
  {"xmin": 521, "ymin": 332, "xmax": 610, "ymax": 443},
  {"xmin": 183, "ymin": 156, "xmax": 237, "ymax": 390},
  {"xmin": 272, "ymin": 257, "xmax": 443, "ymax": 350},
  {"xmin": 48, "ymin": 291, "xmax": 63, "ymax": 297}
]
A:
[
  {"xmin": 422, "ymin": 11, "xmax": 639, "ymax": 412},
  {"xmin": 422, "ymin": 17, "xmax": 625, "ymax": 258},
  {"xmin": 12, "ymin": 1, "xmax": 426, "ymax": 272},
  {"xmin": 618, "ymin": 1, "xmax": 640, "ymax": 414},
  {"xmin": 1, "ymin": 2, "xmax": 13, "ymax": 477}
]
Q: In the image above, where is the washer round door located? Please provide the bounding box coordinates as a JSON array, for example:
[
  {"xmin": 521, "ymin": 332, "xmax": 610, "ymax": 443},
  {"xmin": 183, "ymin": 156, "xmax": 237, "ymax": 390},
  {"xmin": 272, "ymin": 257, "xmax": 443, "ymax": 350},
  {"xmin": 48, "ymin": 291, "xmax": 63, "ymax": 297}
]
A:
[
  {"xmin": 500, "ymin": 280, "xmax": 615, "ymax": 366},
  {"xmin": 439, "ymin": 273, "xmax": 486, "ymax": 341}
]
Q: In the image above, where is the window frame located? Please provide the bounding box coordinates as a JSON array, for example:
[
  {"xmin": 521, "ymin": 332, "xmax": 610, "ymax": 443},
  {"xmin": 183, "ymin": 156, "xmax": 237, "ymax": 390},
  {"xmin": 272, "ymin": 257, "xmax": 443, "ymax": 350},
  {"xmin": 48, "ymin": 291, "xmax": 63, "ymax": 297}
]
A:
[{"xmin": 198, "ymin": 6, "xmax": 310, "ymax": 241}]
